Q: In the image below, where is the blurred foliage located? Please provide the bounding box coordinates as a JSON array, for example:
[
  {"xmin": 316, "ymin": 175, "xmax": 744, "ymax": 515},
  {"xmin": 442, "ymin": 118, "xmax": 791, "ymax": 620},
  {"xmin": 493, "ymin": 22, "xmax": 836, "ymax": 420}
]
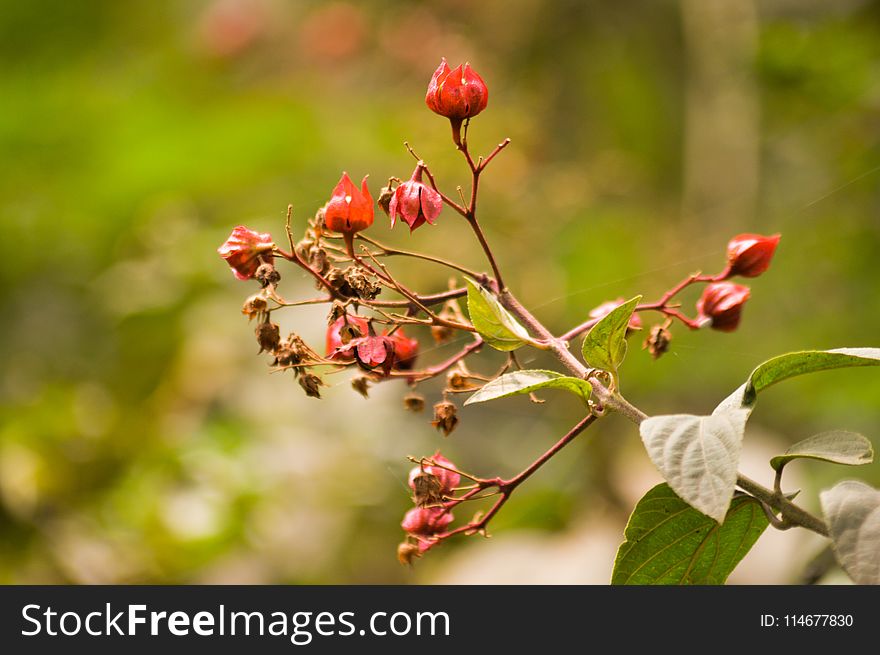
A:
[{"xmin": 0, "ymin": 0, "xmax": 878, "ymax": 584}]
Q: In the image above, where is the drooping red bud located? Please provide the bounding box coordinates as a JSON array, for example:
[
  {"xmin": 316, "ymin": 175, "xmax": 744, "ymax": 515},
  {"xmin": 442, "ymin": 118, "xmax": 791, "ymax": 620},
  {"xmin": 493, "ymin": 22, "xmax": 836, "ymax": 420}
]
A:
[
  {"xmin": 386, "ymin": 327, "xmax": 419, "ymax": 371},
  {"xmin": 401, "ymin": 507, "xmax": 454, "ymax": 536},
  {"xmin": 589, "ymin": 298, "xmax": 643, "ymax": 331},
  {"xmin": 408, "ymin": 451, "xmax": 460, "ymax": 496},
  {"xmin": 218, "ymin": 226, "xmax": 275, "ymax": 280},
  {"xmin": 325, "ymin": 315, "xmax": 370, "ymax": 362},
  {"xmin": 323, "ymin": 172, "xmax": 374, "ymax": 234},
  {"xmin": 723, "ymin": 233, "xmax": 781, "ymax": 278},
  {"xmin": 389, "ymin": 164, "xmax": 442, "ymax": 232},
  {"xmin": 697, "ymin": 282, "xmax": 751, "ymax": 332}
]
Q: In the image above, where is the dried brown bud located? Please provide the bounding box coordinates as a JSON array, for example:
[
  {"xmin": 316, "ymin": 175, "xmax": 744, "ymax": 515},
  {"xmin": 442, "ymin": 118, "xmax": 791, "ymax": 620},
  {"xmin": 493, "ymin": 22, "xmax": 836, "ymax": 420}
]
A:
[
  {"xmin": 294, "ymin": 237, "xmax": 314, "ymax": 262},
  {"xmin": 272, "ymin": 333, "xmax": 312, "ymax": 368},
  {"xmin": 446, "ymin": 371, "xmax": 472, "ymax": 391},
  {"xmin": 309, "ymin": 247, "xmax": 329, "ymax": 275},
  {"xmin": 397, "ymin": 541, "xmax": 420, "ymax": 566},
  {"xmin": 431, "ymin": 324, "xmax": 454, "ymax": 344},
  {"xmin": 326, "ymin": 267, "xmax": 346, "ymax": 290},
  {"xmin": 314, "ymin": 205, "xmax": 326, "ymax": 230},
  {"xmin": 255, "ymin": 321, "xmax": 281, "ymax": 354},
  {"xmin": 403, "ymin": 392, "xmax": 426, "ymax": 412},
  {"xmin": 431, "ymin": 400, "xmax": 459, "ymax": 436},
  {"xmin": 298, "ymin": 372, "xmax": 325, "ymax": 399},
  {"xmin": 344, "ymin": 267, "xmax": 381, "ymax": 301},
  {"xmin": 328, "ymin": 301, "xmax": 348, "ymax": 324},
  {"xmin": 351, "ymin": 376, "xmax": 371, "ymax": 398},
  {"xmin": 411, "ymin": 471, "xmax": 443, "ymax": 507},
  {"xmin": 377, "ymin": 185, "xmax": 394, "ymax": 217},
  {"xmin": 644, "ymin": 325, "xmax": 672, "ymax": 360},
  {"xmin": 255, "ymin": 263, "xmax": 281, "ymax": 287},
  {"xmin": 241, "ymin": 294, "xmax": 269, "ymax": 321}
]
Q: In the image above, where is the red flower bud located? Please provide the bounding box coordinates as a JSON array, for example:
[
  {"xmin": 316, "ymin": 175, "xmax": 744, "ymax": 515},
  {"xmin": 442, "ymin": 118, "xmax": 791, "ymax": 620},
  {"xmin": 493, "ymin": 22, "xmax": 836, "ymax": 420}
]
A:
[
  {"xmin": 408, "ymin": 451, "xmax": 460, "ymax": 496},
  {"xmin": 401, "ymin": 507, "xmax": 454, "ymax": 536},
  {"xmin": 389, "ymin": 165, "xmax": 442, "ymax": 232},
  {"xmin": 324, "ymin": 172, "xmax": 374, "ymax": 234},
  {"xmin": 589, "ymin": 298, "xmax": 643, "ymax": 330},
  {"xmin": 426, "ymin": 58, "xmax": 489, "ymax": 121},
  {"xmin": 386, "ymin": 328, "xmax": 419, "ymax": 371},
  {"xmin": 724, "ymin": 233, "xmax": 781, "ymax": 278},
  {"xmin": 697, "ymin": 282, "xmax": 751, "ymax": 332},
  {"xmin": 218, "ymin": 226, "xmax": 274, "ymax": 280},
  {"xmin": 325, "ymin": 315, "xmax": 370, "ymax": 362}
]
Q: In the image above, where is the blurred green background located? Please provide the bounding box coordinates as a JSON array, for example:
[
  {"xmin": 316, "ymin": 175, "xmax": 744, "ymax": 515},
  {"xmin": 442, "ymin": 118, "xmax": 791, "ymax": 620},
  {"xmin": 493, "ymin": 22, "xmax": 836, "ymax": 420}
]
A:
[{"xmin": 1, "ymin": 0, "xmax": 878, "ymax": 584}]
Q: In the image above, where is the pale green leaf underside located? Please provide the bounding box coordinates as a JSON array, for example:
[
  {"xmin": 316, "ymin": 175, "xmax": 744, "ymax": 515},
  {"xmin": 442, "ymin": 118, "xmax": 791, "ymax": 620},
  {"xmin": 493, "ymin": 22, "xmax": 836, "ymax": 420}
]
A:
[
  {"xmin": 770, "ymin": 431, "xmax": 874, "ymax": 472},
  {"xmin": 612, "ymin": 483, "xmax": 769, "ymax": 585},
  {"xmin": 464, "ymin": 370, "xmax": 592, "ymax": 406},
  {"xmin": 465, "ymin": 277, "xmax": 531, "ymax": 351},
  {"xmin": 581, "ymin": 295, "xmax": 641, "ymax": 373},
  {"xmin": 820, "ymin": 480, "xmax": 880, "ymax": 585},
  {"xmin": 640, "ymin": 410, "xmax": 749, "ymax": 523}
]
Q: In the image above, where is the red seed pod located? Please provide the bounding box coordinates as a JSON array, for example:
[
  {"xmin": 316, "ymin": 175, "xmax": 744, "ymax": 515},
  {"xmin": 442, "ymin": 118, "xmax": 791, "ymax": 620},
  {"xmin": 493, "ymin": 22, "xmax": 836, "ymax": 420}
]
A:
[
  {"xmin": 325, "ymin": 315, "xmax": 370, "ymax": 362},
  {"xmin": 401, "ymin": 507, "xmax": 454, "ymax": 536},
  {"xmin": 696, "ymin": 282, "xmax": 751, "ymax": 332},
  {"xmin": 425, "ymin": 58, "xmax": 489, "ymax": 121},
  {"xmin": 386, "ymin": 328, "xmax": 419, "ymax": 371},
  {"xmin": 724, "ymin": 233, "xmax": 781, "ymax": 278},
  {"xmin": 389, "ymin": 164, "xmax": 442, "ymax": 232},
  {"xmin": 323, "ymin": 172, "xmax": 374, "ymax": 234},
  {"xmin": 218, "ymin": 226, "xmax": 274, "ymax": 280}
]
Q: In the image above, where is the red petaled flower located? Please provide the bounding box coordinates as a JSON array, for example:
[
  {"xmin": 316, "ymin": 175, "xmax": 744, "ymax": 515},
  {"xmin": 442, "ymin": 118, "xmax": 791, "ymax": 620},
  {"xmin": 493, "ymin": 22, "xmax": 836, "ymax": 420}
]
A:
[
  {"xmin": 408, "ymin": 451, "xmax": 460, "ymax": 496},
  {"xmin": 350, "ymin": 334, "xmax": 397, "ymax": 375},
  {"xmin": 425, "ymin": 58, "xmax": 489, "ymax": 121},
  {"xmin": 589, "ymin": 298, "xmax": 643, "ymax": 330},
  {"xmin": 326, "ymin": 315, "xmax": 371, "ymax": 362},
  {"xmin": 324, "ymin": 172, "xmax": 374, "ymax": 234},
  {"xmin": 386, "ymin": 328, "xmax": 419, "ymax": 371},
  {"xmin": 724, "ymin": 233, "xmax": 781, "ymax": 278},
  {"xmin": 401, "ymin": 507, "xmax": 454, "ymax": 537},
  {"xmin": 218, "ymin": 226, "xmax": 275, "ymax": 280},
  {"xmin": 390, "ymin": 164, "xmax": 442, "ymax": 232},
  {"xmin": 697, "ymin": 282, "xmax": 751, "ymax": 332}
]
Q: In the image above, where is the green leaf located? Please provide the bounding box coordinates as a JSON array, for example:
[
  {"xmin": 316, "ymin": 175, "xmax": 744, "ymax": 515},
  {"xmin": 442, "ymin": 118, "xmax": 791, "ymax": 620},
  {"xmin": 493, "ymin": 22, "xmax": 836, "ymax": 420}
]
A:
[
  {"xmin": 819, "ymin": 480, "xmax": 880, "ymax": 585},
  {"xmin": 463, "ymin": 370, "xmax": 592, "ymax": 406},
  {"xmin": 580, "ymin": 295, "xmax": 641, "ymax": 376},
  {"xmin": 612, "ymin": 483, "xmax": 769, "ymax": 585},
  {"xmin": 639, "ymin": 410, "xmax": 749, "ymax": 522},
  {"xmin": 715, "ymin": 348, "xmax": 880, "ymax": 414},
  {"xmin": 465, "ymin": 277, "xmax": 532, "ymax": 351},
  {"xmin": 770, "ymin": 431, "xmax": 874, "ymax": 472}
]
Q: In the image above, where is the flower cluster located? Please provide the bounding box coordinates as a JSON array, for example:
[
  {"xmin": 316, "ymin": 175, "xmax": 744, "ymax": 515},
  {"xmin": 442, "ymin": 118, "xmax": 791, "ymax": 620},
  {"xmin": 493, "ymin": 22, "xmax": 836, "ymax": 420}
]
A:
[{"xmin": 217, "ymin": 59, "xmax": 784, "ymax": 565}]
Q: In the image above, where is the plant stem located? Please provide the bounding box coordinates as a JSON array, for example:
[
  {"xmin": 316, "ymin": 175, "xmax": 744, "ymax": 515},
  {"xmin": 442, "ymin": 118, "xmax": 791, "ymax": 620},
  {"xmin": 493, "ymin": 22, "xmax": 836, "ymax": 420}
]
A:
[{"xmin": 735, "ymin": 474, "xmax": 829, "ymax": 537}]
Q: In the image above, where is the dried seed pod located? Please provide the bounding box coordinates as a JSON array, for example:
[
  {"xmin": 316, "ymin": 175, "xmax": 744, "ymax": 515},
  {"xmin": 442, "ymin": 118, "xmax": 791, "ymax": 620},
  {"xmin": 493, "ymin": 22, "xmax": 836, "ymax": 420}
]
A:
[
  {"xmin": 410, "ymin": 471, "xmax": 443, "ymax": 507},
  {"xmin": 298, "ymin": 372, "xmax": 325, "ymax": 399},
  {"xmin": 255, "ymin": 321, "xmax": 281, "ymax": 354},
  {"xmin": 241, "ymin": 294, "xmax": 269, "ymax": 321},
  {"xmin": 397, "ymin": 541, "xmax": 420, "ymax": 566},
  {"xmin": 351, "ymin": 376, "xmax": 371, "ymax": 398},
  {"xmin": 255, "ymin": 263, "xmax": 280, "ymax": 287},
  {"xmin": 403, "ymin": 392, "xmax": 426, "ymax": 413},
  {"xmin": 644, "ymin": 325, "xmax": 672, "ymax": 360},
  {"xmin": 431, "ymin": 400, "xmax": 459, "ymax": 436}
]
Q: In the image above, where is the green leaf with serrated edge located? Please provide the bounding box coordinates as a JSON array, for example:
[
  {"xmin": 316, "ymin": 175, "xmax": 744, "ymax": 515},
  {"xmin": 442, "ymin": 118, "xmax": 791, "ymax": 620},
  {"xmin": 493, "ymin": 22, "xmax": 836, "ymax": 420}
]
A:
[
  {"xmin": 770, "ymin": 431, "xmax": 874, "ymax": 472},
  {"xmin": 714, "ymin": 348, "xmax": 880, "ymax": 416},
  {"xmin": 464, "ymin": 277, "xmax": 531, "ymax": 352},
  {"xmin": 612, "ymin": 483, "xmax": 769, "ymax": 585},
  {"xmin": 640, "ymin": 410, "xmax": 749, "ymax": 522},
  {"xmin": 464, "ymin": 370, "xmax": 592, "ymax": 406},
  {"xmin": 819, "ymin": 480, "xmax": 880, "ymax": 585},
  {"xmin": 581, "ymin": 295, "xmax": 641, "ymax": 375}
]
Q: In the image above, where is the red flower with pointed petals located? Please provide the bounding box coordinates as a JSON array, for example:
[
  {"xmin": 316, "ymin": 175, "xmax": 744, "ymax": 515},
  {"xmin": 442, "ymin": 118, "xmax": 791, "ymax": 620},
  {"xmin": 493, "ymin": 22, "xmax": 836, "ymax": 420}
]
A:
[
  {"xmin": 389, "ymin": 165, "xmax": 442, "ymax": 232},
  {"xmin": 425, "ymin": 58, "xmax": 488, "ymax": 120},
  {"xmin": 697, "ymin": 282, "xmax": 751, "ymax": 332},
  {"xmin": 349, "ymin": 334, "xmax": 396, "ymax": 375},
  {"xmin": 324, "ymin": 172, "xmax": 374, "ymax": 234},
  {"xmin": 325, "ymin": 315, "xmax": 370, "ymax": 362},
  {"xmin": 724, "ymin": 233, "xmax": 781, "ymax": 278},
  {"xmin": 217, "ymin": 226, "xmax": 275, "ymax": 280}
]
